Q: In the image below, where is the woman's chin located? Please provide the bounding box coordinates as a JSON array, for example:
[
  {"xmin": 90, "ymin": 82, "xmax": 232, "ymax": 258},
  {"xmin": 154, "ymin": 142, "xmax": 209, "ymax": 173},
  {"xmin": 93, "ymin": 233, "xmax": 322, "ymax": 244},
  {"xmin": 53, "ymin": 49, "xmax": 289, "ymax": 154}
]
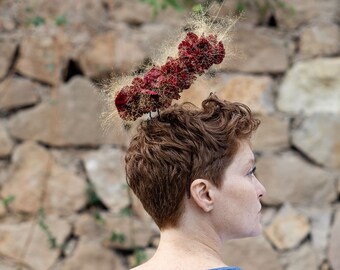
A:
[{"xmin": 246, "ymin": 221, "xmax": 263, "ymax": 238}]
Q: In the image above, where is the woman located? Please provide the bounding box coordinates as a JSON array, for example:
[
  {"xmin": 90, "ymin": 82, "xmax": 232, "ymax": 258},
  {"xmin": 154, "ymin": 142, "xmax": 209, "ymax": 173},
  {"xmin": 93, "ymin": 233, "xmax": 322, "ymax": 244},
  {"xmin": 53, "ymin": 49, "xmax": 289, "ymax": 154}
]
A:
[
  {"xmin": 124, "ymin": 94, "xmax": 266, "ymax": 270},
  {"xmin": 112, "ymin": 24, "xmax": 265, "ymax": 270}
]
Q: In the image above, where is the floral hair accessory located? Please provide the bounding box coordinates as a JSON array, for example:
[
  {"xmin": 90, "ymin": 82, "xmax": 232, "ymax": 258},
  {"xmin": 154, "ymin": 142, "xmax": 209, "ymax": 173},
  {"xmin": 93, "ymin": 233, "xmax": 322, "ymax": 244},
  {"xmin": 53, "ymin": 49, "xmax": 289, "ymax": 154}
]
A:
[{"xmin": 115, "ymin": 31, "xmax": 225, "ymax": 121}]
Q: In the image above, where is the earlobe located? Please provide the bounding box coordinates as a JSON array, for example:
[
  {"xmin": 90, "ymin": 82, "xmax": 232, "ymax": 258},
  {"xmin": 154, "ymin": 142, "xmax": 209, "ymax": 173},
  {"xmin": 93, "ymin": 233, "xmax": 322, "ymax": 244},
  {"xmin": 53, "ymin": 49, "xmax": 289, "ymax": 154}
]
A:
[{"xmin": 190, "ymin": 179, "xmax": 214, "ymax": 212}]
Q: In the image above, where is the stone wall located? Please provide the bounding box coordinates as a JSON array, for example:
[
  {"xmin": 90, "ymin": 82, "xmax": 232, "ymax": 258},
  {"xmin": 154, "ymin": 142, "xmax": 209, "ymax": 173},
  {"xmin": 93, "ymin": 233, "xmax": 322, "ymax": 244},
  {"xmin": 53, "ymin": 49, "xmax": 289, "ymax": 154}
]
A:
[{"xmin": 0, "ymin": 0, "xmax": 339, "ymax": 269}]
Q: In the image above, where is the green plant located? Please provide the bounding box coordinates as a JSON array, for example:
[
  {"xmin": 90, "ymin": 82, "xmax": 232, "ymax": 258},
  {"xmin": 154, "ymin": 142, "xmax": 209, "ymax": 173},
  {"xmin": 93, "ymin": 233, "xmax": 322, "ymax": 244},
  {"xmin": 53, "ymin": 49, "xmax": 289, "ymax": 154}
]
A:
[
  {"xmin": 31, "ymin": 15, "xmax": 45, "ymax": 26},
  {"xmin": 25, "ymin": 5, "xmax": 33, "ymax": 13},
  {"xmin": 2, "ymin": 195, "xmax": 15, "ymax": 208},
  {"xmin": 192, "ymin": 3, "xmax": 204, "ymax": 14},
  {"xmin": 134, "ymin": 248, "xmax": 147, "ymax": 266},
  {"xmin": 236, "ymin": 0, "xmax": 246, "ymax": 14},
  {"xmin": 139, "ymin": 0, "xmax": 224, "ymax": 15},
  {"xmin": 93, "ymin": 210, "xmax": 106, "ymax": 225},
  {"xmin": 140, "ymin": 0, "xmax": 184, "ymax": 16},
  {"xmin": 55, "ymin": 14, "xmax": 67, "ymax": 26},
  {"xmin": 86, "ymin": 182, "xmax": 101, "ymax": 206},
  {"xmin": 140, "ymin": 0, "xmax": 294, "ymax": 24},
  {"xmin": 120, "ymin": 206, "xmax": 133, "ymax": 217},
  {"xmin": 110, "ymin": 231, "xmax": 126, "ymax": 244},
  {"xmin": 38, "ymin": 208, "xmax": 58, "ymax": 249}
]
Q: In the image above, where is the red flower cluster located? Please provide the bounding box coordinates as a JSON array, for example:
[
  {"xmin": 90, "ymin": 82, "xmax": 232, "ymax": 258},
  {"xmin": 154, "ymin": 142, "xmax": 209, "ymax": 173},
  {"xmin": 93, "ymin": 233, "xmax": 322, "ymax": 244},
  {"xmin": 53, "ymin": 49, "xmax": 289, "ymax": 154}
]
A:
[{"xmin": 115, "ymin": 32, "xmax": 225, "ymax": 121}]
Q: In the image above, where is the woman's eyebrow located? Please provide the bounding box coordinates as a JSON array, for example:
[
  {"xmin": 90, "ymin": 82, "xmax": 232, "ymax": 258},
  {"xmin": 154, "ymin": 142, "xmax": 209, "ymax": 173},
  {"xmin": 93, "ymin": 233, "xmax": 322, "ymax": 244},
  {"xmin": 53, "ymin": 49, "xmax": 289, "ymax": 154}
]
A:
[{"xmin": 244, "ymin": 158, "xmax": 255, "ymax": 168}]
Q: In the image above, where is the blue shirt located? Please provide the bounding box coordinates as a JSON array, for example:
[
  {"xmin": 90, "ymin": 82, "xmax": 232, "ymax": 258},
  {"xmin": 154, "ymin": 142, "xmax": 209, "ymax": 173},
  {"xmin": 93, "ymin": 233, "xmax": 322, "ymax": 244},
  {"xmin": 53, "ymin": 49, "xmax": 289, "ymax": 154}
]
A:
[{"xmin": 209, "ymin": 268, "xmax": 241, "ymax": 270}]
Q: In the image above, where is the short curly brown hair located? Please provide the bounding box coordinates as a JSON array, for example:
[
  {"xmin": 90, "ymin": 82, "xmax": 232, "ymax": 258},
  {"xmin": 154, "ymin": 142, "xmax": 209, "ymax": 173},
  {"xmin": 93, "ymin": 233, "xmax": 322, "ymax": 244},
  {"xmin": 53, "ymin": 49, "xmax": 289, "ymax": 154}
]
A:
[{"xmin": 125, "ymin": 93, "xmax": 260, "ymax": 229}]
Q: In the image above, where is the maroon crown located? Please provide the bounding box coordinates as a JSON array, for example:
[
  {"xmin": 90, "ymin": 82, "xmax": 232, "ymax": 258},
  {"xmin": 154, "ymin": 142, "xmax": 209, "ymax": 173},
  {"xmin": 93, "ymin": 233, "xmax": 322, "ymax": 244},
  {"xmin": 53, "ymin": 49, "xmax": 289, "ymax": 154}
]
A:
[{"xmin": 115, "ymin": 32, "xmax": 225, "ymax": 121}]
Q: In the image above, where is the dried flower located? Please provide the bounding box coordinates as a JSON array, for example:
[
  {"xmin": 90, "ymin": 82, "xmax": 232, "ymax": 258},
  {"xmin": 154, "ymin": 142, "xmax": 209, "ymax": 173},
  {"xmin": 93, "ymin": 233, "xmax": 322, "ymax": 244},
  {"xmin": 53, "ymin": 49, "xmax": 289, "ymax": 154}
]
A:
[{"xmin": 115, "ymin": 31, "xmax": 225, "ymax": 121}]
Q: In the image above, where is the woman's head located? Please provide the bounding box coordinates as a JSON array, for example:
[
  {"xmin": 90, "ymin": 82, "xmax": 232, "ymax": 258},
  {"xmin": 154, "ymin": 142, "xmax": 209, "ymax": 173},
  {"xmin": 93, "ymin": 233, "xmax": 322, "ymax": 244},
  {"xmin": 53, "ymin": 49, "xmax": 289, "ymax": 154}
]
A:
[{"xmin": 125, "ymin": 93, "xmax": 260, "ymax": 229}]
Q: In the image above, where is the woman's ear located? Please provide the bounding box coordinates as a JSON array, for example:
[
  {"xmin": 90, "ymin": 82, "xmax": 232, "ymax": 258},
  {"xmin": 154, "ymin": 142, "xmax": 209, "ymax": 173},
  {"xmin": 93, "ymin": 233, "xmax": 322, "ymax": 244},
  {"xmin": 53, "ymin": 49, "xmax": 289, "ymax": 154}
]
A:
[{"xmin": 190, "ymin": 179, "xmax": 215, "ymax": 212}]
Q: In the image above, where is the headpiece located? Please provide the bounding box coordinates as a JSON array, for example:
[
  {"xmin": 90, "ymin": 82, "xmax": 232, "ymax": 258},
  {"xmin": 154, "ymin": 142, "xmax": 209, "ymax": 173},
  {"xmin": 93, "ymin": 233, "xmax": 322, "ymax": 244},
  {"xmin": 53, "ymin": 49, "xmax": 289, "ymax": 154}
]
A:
[
  {"xmin": 115, "ymin": 32, "xmax": 225, "ymax": 120},
  {"xmin": 114, "ymin": 31, "xmax": 226, "ymax": 121}
]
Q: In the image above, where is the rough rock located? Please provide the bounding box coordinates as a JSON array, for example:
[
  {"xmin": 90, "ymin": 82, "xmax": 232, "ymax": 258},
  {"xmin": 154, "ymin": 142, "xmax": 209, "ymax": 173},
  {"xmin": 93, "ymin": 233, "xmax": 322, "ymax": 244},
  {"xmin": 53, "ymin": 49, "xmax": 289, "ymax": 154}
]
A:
[
  {"xmin": 207, "ymin": 1, "xmax": 260, "ymax": 25},
  {"xmin": 0, "ymin": 261, "xmax": 29, "ymax": 270},
  {"xmin": 0, "ymin": 201, "xmax": 6, "ymax": 217},
  {"xmin": 75, "ymin": 213, "xmax": 159, "ymax": 249},
  {"xmin": 0, "ymin": 0, "xmax": 105, "ymax": 32},
  {"xmin": 329, "ymin": 209, "xmax": 340, "ymax": 270},
  {"xmin": 265, "ymin": 204, "xmax": 310, "ymax": 250},
  {"xmin": 292, "ymin": 114, "xmax": 340, "ymax": 168},
  {"xmin": 0, "ymin": 77, "xmax": 40, "ymax": 112},
  {"xmin": 300, "ymin": 24, "xmax": 340, "ymax": 57},
  {"xmin": 0, "ymin": 141, "xmax": 87, "ymax": 215},
  {"xmin": 8, "ymin": 77, "xmax": 127, "ymax": 147},
  {"xmin": 320, "ymin": 262, "xmax": 332, "ymax": 270},
  {"xmin": 0, "ymin": 39, "xmax": 17, "ymax": 79},
  {"xmin": 0, "ymin": 160, "xmax": 9, "ymax": 185},
  {"xmin": 297, "ymin": 206, "xmax": 332, "ymax": 266},
  {"xmin": 103, "ymin": 213, "xmax": 159, "ymax": 249},
  {"xmin": 176, "ymin": 75, "xmax": 214, "ymax": 107},
  {"xmin": 136, "ymin": 23, "xmax": 174, "ymax": 56},
  {"xmin": 62, "ymin": 238, "xmax": 77, "ymax": 258},
  {"xmin": 0, "ymin": 4, "xmax": 16, "ymax": 32},
  {"xmin": 77, "ymin": 31, "xmax": 146, "ymax": 77},
  {"xmin": 153, "ymin": 3, "xmax": 189, "ymax": 26},
  {"xmin": 180, "ymin": 74, "xmax": 274, "ymax": 114},
  {"xmin": 110, "ymin": 0, "xmax": 188, "ymax": 27},
  {"xmin": 107, "ymin": 0, "xmax": 153, "ymax": 25},
  {"xmin": 280, "ymin": 243, "xmax": 318, "ymax": 270},
  {"xmin": 0, "ymin": 216, "xmax": 71, "ymax": 270},
  {"xmin": 256, "ymin": 152, "xmax": 337, "ymax": 205},
  {"xmin": 222, "ymin": 235, "xmax": 283, "ymax": 270},
  {"xmin": 277, "ymin": 58, "xmax": 340, "ymax": 114},
  {"xmin": 218, "ymin": 75, "xmax": 275, "ymax": 114},
  {"xmin": 60, "ymin": 239, "xmax": 125, "ymax": 270},
  {"xmin": 16, "ymin": 33, "xmax": 69, "ymax": 85},
  {"xmin": 50, "ymin": 149, "xmax": 86, "ymax": 177},
  {"xmin": 0, "ymin": 120, "xmax": 14, "ymax": 157},
  {"xmin": 226, "ymin": 26, "xmax": 288, "ymax": 73},
  {"xmin": 1, "ymin": 141, "xmax": 51, "ymax": 213},
  {"xmin": 252, "ymin": 114, "xmax": 290, "ymax": 152},
  {"xmin": 43, "ymin": 0, "xmax": 106, "ymax": 34},
  {"xmin": 261, "ymin": 207, "xmax": 277, "ymax": 227},
  {"xmin": 275, "ymin": 0, "xmax": 339, "ymax": 29},
  {"xmin": 43, "ymin": 163, "xmax": 87, "ymax": 215},
  {"xmin": 82, "ymin": 147, "xmax": 129, "ymax": 213}
]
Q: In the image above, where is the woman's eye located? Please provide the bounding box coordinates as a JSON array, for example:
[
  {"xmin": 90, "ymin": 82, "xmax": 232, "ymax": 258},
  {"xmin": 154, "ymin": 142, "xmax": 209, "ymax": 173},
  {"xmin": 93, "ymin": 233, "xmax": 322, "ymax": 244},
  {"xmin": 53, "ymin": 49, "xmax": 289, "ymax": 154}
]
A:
[{"xmin": 247, "ymin": 166, "xmax": 256, "ymax": 176}]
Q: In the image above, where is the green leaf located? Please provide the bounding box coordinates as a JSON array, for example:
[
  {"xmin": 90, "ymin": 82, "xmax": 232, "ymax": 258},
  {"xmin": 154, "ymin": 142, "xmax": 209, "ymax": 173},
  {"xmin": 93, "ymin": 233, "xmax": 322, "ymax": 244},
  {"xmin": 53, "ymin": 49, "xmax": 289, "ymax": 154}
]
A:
[
  {"xmin": 32, "ymin": 16, "xmax": 45, "ymax": 26},
  {"xmin": 140, "ymin": 0, "xmax": 160, "ymax": 16},
  {"xmin": 94, "ymin": 211, "xmax": 106, "ymax": 225},
  {"xmin": 120, "ymin": 206, "xmax": 133, "ymax": 217},
  {"xmin": 55, "ymin": 14, "xmax": 67, "ymax": 26},
  {"xmin": 277, "ymin": 1, "xmax": 296, "ymax": 15},
  {"xmin": 236, "ymin": 0, "xmax": 245, "ymax": 14},
  {"xmin": 110, "ymin": 231, "xmax": 126, "ymax": 244},
  {"xmin": 192, "ymin": 4, "xmax": 204, "ymax": 14},
  {"xmin": 38, "ymin": 207, "xmax": 46, "ymax": 219},
  {"xmin": 2, "ymin": 195, "xmax": 15, "ymax": 207},
  {"xmin": 164, "ymin": 0, "xmax": 184, "ymax": 11},
  {"xmin": 86, "ymin": 183, "xmax": 101, "ymax": 206},
  {"xmin": 25, "ymin": 6, "xmax": 33, "ymax": 12},
  {"xmin": 38, "ymin": 208, "xmax": 58, "ymax": 249},
  {"xmin": 134, "ymin": 248, "xmax": 147, "ymax": 265}
]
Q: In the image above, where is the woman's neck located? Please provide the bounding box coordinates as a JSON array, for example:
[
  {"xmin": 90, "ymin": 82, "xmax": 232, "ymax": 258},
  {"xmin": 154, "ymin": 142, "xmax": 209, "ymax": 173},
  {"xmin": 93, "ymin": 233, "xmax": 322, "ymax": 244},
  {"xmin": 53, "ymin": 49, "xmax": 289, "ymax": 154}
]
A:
[{"xmin": 150, "ymin": 224, "xmax": 226, "ymax": 269}]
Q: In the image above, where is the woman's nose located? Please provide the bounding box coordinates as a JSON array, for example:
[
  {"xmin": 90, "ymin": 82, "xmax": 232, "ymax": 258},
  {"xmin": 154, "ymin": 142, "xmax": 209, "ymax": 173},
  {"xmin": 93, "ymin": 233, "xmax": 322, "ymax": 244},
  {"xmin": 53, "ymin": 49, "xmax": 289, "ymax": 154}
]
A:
[{"xmin": 256, "ymin": 177, "xmax": 266, "ymax": 198}]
